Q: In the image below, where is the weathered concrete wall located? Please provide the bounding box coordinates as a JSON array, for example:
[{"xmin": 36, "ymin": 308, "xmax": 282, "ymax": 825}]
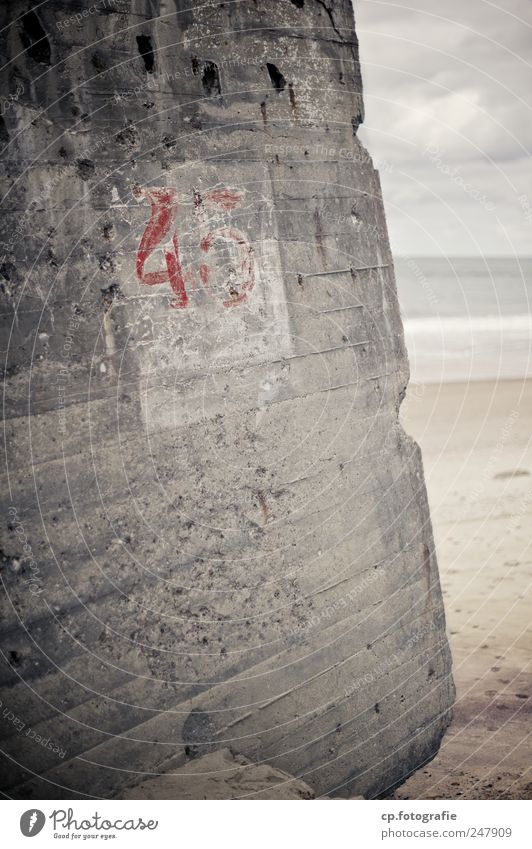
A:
[{"xmin": 0, "ymin": 0, "xmax": 454, "ymax": 799}]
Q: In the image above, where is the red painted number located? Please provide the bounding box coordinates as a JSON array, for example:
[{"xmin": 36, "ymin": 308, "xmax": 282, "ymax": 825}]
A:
[{"xmin": 134, "ymin": 187, "xmax": 255, "ymax": 309}]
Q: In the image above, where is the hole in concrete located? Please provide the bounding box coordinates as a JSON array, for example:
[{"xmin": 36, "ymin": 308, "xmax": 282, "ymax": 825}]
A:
[
  {"xmin": 0, "ymin": 115, "xmax": 9, "ymax": 146},
  {"xmin": 266, "ymin": 62, "xmax": 286, "ymax": 92},
  {"xmin": 290, "ymin": 0, "xmax": 305, "ymax": 6},
  {"xmin": 20, "ymin": 9, "xmax": 50, "ymax": 65},
  {"xmin": 201, "ymin": 61, "xmax": 221, "ymax": 96},
  {"xmin": 136, "ymin": 34, "xmax": 155, "ymax": 73},
  {"xmin": 115, "ymin": 125, "xmax": 138, "ymax": 150}
]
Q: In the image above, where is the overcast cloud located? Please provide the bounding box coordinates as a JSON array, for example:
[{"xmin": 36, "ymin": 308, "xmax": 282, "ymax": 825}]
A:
[{"xmin": 354, "ymin": 0, "xmax": 532, "ymax": 256}]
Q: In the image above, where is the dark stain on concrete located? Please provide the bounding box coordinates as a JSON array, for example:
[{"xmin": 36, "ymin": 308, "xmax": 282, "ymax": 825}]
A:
[
  {"xmin": 101, "ymin": 283, "xmax": 122, "ymax": 312},
  {"xmin": 76, "ymin": 159, "xmax": 95, "ymax": 181},
  {"xmin": 202, "ymin": 61, "xmax": 222, "ymax": 97},
  {"xmin": 314, "ymin": 209, "xmax": 326, "ymax": 261},
  {"xmin": 183, "ymin": 709, "xmax": 216, "ymax": 759},
  {"xmin": 257, "ymin": 492, "xmax": 269, "ymax": 523}
]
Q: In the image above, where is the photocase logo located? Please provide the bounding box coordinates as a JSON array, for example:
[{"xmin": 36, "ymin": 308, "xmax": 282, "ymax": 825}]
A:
[{"xmin": 20, "ymin": 810, "xmax": 46, "ymax": 837}]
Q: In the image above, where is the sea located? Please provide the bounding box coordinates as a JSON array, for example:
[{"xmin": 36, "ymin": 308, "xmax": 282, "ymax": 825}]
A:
[{"xmin": 394, "ymin": 257, "xmax": 532, "ymax": 384}]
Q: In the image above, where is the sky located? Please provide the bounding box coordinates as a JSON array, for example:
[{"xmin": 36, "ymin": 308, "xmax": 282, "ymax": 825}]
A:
[{"xmin": 354, "ymin": 0, "xmax": 532, "ymax": 256}]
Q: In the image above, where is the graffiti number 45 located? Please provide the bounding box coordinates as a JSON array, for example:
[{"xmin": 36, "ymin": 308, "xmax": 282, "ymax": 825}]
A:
[{"xmin": 135, "ymin": 187, "xmax": 255, "ymax": 309}]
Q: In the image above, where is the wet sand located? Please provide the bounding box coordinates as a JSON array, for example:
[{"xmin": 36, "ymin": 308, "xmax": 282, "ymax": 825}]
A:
[{"xmin": 395, "ymin": 379, "xmax": 532, "ymax": 799}]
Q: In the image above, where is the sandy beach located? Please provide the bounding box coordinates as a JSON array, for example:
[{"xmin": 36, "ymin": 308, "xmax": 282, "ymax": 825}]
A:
[{"xmin": 394, "ymin": 378, "xmax": 532, "ymax": 799}]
